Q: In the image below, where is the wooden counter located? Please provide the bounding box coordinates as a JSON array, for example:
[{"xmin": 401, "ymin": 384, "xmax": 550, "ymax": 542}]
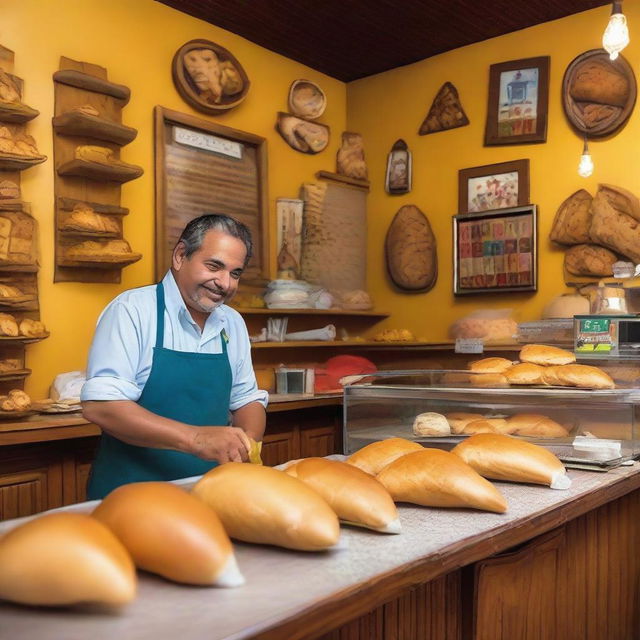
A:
[{"xmin": 0, "ymin": 463, "xmax": 639, "ymax": 640}]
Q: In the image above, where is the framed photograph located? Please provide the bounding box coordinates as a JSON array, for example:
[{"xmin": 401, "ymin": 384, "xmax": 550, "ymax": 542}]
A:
[
  {"xmin": 453, "ymin": 204, "xmax": 537, "ymax": 295},
  {"xmin": 458, "ymin": 159, "xmax": 529, "ymax": 215},
  {"xmin": 484, "ymin": 56, "xmax": 550, "ymax": 145}
]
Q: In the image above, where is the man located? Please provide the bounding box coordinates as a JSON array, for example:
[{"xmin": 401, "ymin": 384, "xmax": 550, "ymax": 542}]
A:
[{"xmin": 81, "ymin": 214, "xmax": 267, "ymax": 499}]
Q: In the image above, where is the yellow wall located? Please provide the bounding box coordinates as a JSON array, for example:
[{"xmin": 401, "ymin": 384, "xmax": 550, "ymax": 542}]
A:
[
  {"xmin": 347, "ymin": 4, "xmax": 640, "ymax": 341},
  {"xmin": 2, "ymin": 0, "xmax": 346, "ymax": 398}
]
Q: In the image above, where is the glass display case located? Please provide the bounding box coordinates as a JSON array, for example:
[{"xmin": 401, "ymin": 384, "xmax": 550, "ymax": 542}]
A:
[{"xmin": 343, "ymin": 370, "xmax": 640, "ymax": 469}]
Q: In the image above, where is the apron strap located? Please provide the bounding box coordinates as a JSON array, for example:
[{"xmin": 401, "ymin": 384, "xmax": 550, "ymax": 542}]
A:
[{"xmin": 155, "ymin": 282, "xmax": 165, "ymax": 349}]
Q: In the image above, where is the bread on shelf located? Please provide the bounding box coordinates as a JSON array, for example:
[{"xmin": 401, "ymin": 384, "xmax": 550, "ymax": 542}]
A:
[
  {"xmin": 445, "ymin": 412, "xmax": 485, "ymax": 434},
  {"xmin": 0, "ymin": 512, "xmax": 136, "ymax": 606},
  {"xmin": 92, "ymin": 481, "xmax": 243, "ymax": 587},
  {"xmin": 346, "ymin": 437, "xmax": 424, "ymax": 475},
  {"xmin": 65, "ymin": 239, "xmax": 140, "ymax": 263},
  {"xmin": 519, "ymin": 343, "xmax": 576, "ymax": 366},
  {"xmin": 61, "ymin": 203, "xmax": 120, "ymax": 235},
  {"xmin": 468, "ymin": 357, "xmax": 514, "ymax": 374},
  {"xmin": 554, "ymin": 364, "xmax": 615, "ymax": 389},
  {"xmin": 504, "ymin": 362, "xmax": 546, "ymax": 385},
  {"xmin": 412, "ymin": 412, "xmax": 451, "ymax": 436},
  {"xmin": 0, "ymin": 389, "xmax": 31, "ymax": 411},
  {"xmin": 0, "ymin": 358, "xmax": 21, "ymax": 373},
  {"xmin": 507, "ymin": 413, "xmax": 570, "ymax": 438},
  {"xmin": 19, "ymin": 318, "xmax": 46, "ymax": 338},
  {"xmin": 0, "ymin": 312, "xmax": 19, "ymax": 336},
  {"xmin": 462, "ymin": 418, "xmax": 511, "ymax": 435}
]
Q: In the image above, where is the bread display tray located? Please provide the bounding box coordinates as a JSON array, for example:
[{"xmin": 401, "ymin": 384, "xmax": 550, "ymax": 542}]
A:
[{"xmin": 0, "ymin": 152, "xmax": 46, "ymax": 171}]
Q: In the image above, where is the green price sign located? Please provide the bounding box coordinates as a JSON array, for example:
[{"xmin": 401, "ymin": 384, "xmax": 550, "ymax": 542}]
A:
[{"xmin": 580, "ymin": 318, "xmax": 610, "ymax": 333}]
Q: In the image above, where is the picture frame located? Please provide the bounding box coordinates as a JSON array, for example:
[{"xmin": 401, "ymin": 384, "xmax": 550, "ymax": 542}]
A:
[
  {"xmin": 453, "ymin": 204, "xmax": 537, "ymax": 295},
  {"xmin": 484, "ymin": 56, "xmax": 550, "ymax": 146},
  {"xmin": 458, "ymin": 158, "xmax": 529, "ymax": 215}
]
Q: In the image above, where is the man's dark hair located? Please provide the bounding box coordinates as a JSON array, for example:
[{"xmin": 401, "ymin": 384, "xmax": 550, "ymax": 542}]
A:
[{"xmin": 176, "ymin": 214, "xmax": 253, "ymax": 266}]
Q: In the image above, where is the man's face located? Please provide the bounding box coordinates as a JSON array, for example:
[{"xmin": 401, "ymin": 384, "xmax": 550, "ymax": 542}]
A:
[{"xmin": 172, "ymin": 230, "xmax": 247, "ymax": 321}]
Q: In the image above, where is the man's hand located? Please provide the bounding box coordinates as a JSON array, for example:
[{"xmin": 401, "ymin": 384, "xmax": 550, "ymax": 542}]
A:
[{"xmin": 189, "ymin": 426, "xmax": 252, "ymax": 463}]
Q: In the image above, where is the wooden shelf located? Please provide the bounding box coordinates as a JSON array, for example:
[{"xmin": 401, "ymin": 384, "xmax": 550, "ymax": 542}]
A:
[
  {"xmin": 0, "ymin": 263, "xmax": 38, "ymax": 273},
  {"xmin": 0, "ymin": 368, "xmax": 30, "ymax": 381},
  {"xmin": 53, "ymin": 111, "xmax": 137, "ymax": 146},
  {"xmin": 234, "ymin": 307, "xmax": 389, "ymax": 317},
  {"xmin": 57, "ymin": 196, "xmax": 128, "ymax": 216},
  {"xmin": 0, "ymin": 153, "xmax": 46, "ymax": 171},
  {"xmin": 0, "ymin": 101, "xmax": 39, "ymax": 124},
  {"xmin": 58, "ymin": 252, "xmax": 142, "ymax": 269},
  {"xmin": 52, "ymin": 69, "xmax": 130, "ymax": 103},
  {"xmin": 251, "ymin": 340, "xmax": 523, "ymax": 350},
  {"xmin": 0, "ymin": 333, "xmax": 49, "ymax": 345},
  {"xmin": 57, "ymin": 158, "xmax": 143, "ymax": 183}
]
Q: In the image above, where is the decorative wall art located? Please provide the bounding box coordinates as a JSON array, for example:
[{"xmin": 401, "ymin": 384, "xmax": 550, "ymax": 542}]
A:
[
  {"xmin": 458, "ymin": 159, "xmax": 529, "ymax": 215},
  {"xmin": 172, "ymin": 39, "xmax": 250, "ymax": 115},
  {"xmin": 276, "ymin": 112, "xmax": 329, "ymax": 154},
  {"xmin": 453, "ymin": 204, "xmax": 538, "ymax": 295},
  {"xmin": 336, "ymin": 131, "xmax": 368, "ymax": 181},
  {"xmin": 275, "ymin": 198, "xmax": 304, "ymax": 280},
  {"xmin": 288, "ymin": 79, "xmax": 326, "ymax": 120},
  {"xmin": 419, "ymin": 82, "xmax": 469, "ymax": 135},
  {"xmin": 484, "ymin": 56, "xmax": 550, "ymax": 145},
  {"xmin": 385, "ymin": 139, "xmax": 411, "ymax": 195},
  {"xmin": 385, "ymin": 204, "xmax": 437, "ymax": 292},
  {"xmin": 562, "ymin": 49, "xmax": 636, "ymax": 137}
]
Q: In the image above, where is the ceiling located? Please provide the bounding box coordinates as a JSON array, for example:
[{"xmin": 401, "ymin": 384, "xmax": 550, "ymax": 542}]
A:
[{"xmin": 157, "ymin": 0, "xmax": 612, "ymax": 81}]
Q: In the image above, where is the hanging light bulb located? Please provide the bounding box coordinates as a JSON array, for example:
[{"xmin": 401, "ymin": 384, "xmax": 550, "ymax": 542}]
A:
[
  {"xmin": 602, "ymin": 1, "xmax": 630, "ymax": 60},
  {"xmin": 578, "ymin": 137, "xmax": 594, "ymax": 178}
]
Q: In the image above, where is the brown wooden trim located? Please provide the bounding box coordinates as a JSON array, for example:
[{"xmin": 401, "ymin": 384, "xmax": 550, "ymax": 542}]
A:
[
  {"xmin": 316, "ymin": 170, "xmax": 370, "ymax": 192},
  {"xmin": 52, "ymin": 69, "xmax": 130, "ymax": 103}
]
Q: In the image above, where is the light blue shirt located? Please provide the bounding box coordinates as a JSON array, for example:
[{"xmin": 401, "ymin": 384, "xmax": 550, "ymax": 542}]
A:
[{"xmin": 81, "ymin": 271, "xmax": 268, "ymax": 412}]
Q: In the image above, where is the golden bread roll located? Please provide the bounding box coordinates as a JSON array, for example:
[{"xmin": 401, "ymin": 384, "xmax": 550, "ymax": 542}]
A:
[
  {"xmin": 507, "ymin": 413, "xmax": 570, "ymax": 438},
  {"xmin": 0, "ymin": 283, "xmax": 23, "ymax": 298},
  {"xmin": 75, "ymin": 144, "xmax": 114, "ymax": 164},
  {"xmin": 468, "ymin": 357, "xmax": 514, "ymax": 374},
  {"xmin": 0, "ymin": 312, "xmax": 19, "ymax": 336},
  {"xmin": 452, "ymin": 433, "xmax": 571, "ymax": 489},
  {"xmin": 284, "ymin": 457, "xmax": 400, "ymax": 533},
  {"xmin": 555, "ymin": 364, "xmax": 615, "ymax": 390},
  {"xmin": 377, "ymin": 449, "xmax": 507, "ymax": 514},
  {"xmin": 0, "ymin": 395, "xmax": 15, "ymax": 411},
  {"xmin": 347, "ymin": 437, "xmax": 424, "ymax": 475},
  {"xmin": 445, "ymin": 412, "xmax": 485, "ymax": 434},
  {"xmin": 470, "ymin": 373, "xmax": 508, "ymax": 387},
  {"xmin": 504, "ymin": 362, "xmax": 545, "ymax": 385},
  {"xmin": 19, "ymin": 318, "xmax": 46, "ymax": 338},
  {"xmin": 440, "ymin": 371, "xmax": 472, "ymax": 384},
  {"xmin": 0, "ymin": 358, "xmax": 20, "ymax": 372},
  {"xmin": 412, "ymin": 412, "xmax": 450, "ymax": 436},
  {"xmin": 519, "ymin": 344, "xmax": 576, "ymax": 366},
  {"xmin": 462, "ymin": 418, "xmax": 510, "ymax": 435},
  {"xmin": 8, "ymin": 389, "xmax": 30, "ymax": 410},
  {"xmin": 0, "ymin": 512, "xmax": 136, "ymax": 606},
  {"xmin": 192, "ymin": 463, "xmax": 340, "ymax": 551},
  {"xmin": 541, "ymin": 366, "xmax": 562, "ymax": 386},
  {"xmin": 92, "ymin": 482, "xmax": 243, "ymax": 586}
]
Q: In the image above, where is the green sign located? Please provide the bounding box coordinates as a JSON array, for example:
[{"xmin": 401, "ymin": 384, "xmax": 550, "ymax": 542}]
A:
[{"xmin": 580, "ymin": 318, "xmax": 610, "ymax": 332}]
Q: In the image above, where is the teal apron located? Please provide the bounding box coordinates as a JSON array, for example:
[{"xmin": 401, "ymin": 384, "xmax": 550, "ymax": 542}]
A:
[{"xmin": 87, "ymin": 282, "xmax": 232, "ymax": 499}]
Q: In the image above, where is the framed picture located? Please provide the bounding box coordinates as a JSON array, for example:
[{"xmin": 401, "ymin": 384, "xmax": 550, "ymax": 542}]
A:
[
  {"xmin": 484, "ymin": 56, "xmax": 550, "ymax": 145},
  {"xmin": 453, "ymin": 204, "xmax": 537, "ymax": 295},
  {"xmin": 458, "ymin": 159, "xmax": 529, "ymax": 214}
]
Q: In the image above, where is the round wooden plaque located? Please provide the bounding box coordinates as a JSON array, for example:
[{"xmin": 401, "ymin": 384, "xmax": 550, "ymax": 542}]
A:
[
  {"xmin": 172, "ymin": 39, "xmax": 250, "ymax": 115},
  {"xmin": 562, "ymin": 48, "xmax": 636, "ymax": 137}
]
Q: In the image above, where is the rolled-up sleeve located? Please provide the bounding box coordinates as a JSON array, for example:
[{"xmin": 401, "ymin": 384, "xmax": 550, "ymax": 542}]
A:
[
  {"xmin": 228, "ymin": 319, "xmax": 268, "ymax": 411},
  {"xmin": 81, "ymin": 300, "xmax": 145, "ymax": 402}
]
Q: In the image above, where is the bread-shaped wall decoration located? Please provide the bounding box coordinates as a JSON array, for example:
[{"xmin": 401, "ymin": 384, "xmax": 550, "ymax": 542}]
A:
[
  {"xmin": 284, "ymin": 457, "xmax": 400, "ymax": 534},
  {"xmin": 276, "ymin": 113, "xmax": 329, "ymax": 154},
  {"xmin": 555, "ymin": 364, "xmax": 615, "ymax": 389},
  {"xmin": 468, "ymin": 357, "xmax": 514, "ymax": 374},
  {"xmin": 0, "ymin": 126, "xmax": 43, "ymax": 158},
  {"xmin": 65, "ymin": 239, "xmax": 141, "ymax": 265},
  {"xmin": 288, "ymin": 79, "xmax": 326, "ymax": 120},
  {"xmin": 549, "ymin": 189, "xmax": 593, "ymax": 245},
  {"xmin": 0, "ymin": 512, "xmax": 136, "ymax": 607},
  {"xmin": 61, "ymin": 203, "xmax": 120, "ymax": 235},
  {"xmin": 564, "ymin": 244, "xmax": 618, "ymax": 277},
  {"xmin": 92, "ymin": 482, "xmax": 243, "ymax": 587},
  {"xmin": 598, "ymin": 184, "xmax": 640, "ymax": 222},
  {"xmin": 419, "ymin": 82, "xmax": 469, "ymax": 135},
  {"xmin": 0, "ymin": 68, "xmax": 20, "ymax": 104},
  {"xmin": 72, "ymin": 104, "xmax": 100, "ymax": 116},
  {"xmin": 377, "ymin": 449, "xmax": 507, "ymax": 514},
  {"xmin": 192, "ymin": 463, "xmax": 340, "ymax": 551},
  {"xmin": 0, "ymin": 312, "xmax": 19, "ymax": 336},
  {"xmin": 452, "ymin": 433, "xmax": 571, "ymax": 489},
  {"xmin": 336, "ymin": 131, "xmax": 368, "ymax": 181},
  {"xmin": 75, "ymin": 145, "xmax": 123, "ymax": 165},
  {"xmin": 506, "ymin": 414, "xmax": 570, "ymax": 438},
  {"xmin": 0, "ymin": 358, "xmax": 21, "ymax": 373},
  {"xmin": 0, "ymin": 179, "xmax": 19, "ymax": 199},
  {"xmin": 504, "ymin": 362, "xmax": 546, "ymax": 385},
  {"xmin": 519, "ymin": 344, "xmax": 576, "ymax": 366},
  {"xmin": 385, "ymin": 204, "xmax": 437, "ymax": 292},
  {"xmin": 347, "ymin": 437, "xmax": 424, "ymax": 476},
  {"xmin": 0, "ymin": 283, "xmax": 24, "ymax": 299}
]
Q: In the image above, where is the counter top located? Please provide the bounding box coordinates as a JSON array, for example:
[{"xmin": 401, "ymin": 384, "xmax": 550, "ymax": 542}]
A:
[{"xmin": 1, "ymin": 462, "xmax": 638, "ymax": 640}]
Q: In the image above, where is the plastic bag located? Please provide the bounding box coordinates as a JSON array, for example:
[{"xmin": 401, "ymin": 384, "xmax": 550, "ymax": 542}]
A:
[
  {"xmin": 50, "ymin": 370, "xmax": 86, "ymax": 404},
  {"xmin": 449, "ymin": 309, "xmax": 517, "ymax": 345}
]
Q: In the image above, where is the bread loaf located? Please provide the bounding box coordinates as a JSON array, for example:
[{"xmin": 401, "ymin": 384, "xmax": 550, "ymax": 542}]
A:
[
  {"xmin": 555, "ymin": 364, "xmax": 615, "ymax": 389},
  {"xmin": 192, "ymin": 463, "xmax": 340, "ymax": 551},
  {"xmin": 75, "ymin": 145, "xmax": 114, "ymax": 164},
  {"xmin": 62, "ymin": 204, "xmax": 120, "ymax": 235},
  {"xmin": 541, "ymin": 366, "xmax": 562, "ymax": 386},
  {"xmin": 19, "ymin": 318, "xmax": 46, "ymax": 338},
  {"xmin": 564, "ymin": 244, "xmax": 617, "ymax": 277},
  {"xmin": 549, "ymin": 189, "xmax": 593, "ymax": 245},
  {"xmin": 519, "ymin": 344, "xmax": 576, "ymax": 366},
  {"xmin": 468, "ymin": 357, "xmax": 513, "ymax": 374},
  {"xmin": 0, "ymin": 283, "xmax": 23, "ymax": 298},
  {"xmin": 0, "ymin": 180, "xmax": 19, "ymax": 199},
  {"xmin": 507, "ymin": 413, "xmax": 570, "ymax": 438},
  {"xmin": 0, "ymin": 312, "xmax": 19, "ymax": 336},
  {"xmin": 376, "ymin": 449, "xmax": 507, "ymax": 513},
  {"xmin": 412, "ymin": 412, "xmax": 450, "ymax": 436},
  {"xmin": 470, "ymin": 372, "xmax": 508, "ymax": 387},
  {"xmin": 0, "ymin": 512, "xmax": 136, "ymax": 606},
  {"xmin": 570, "ymin": 58, "xmax": 629, "ymax": 107},
  {"xmin": 8, "ymin": 389, "xmax": 30, "ymax": 410},
  {"xmin": 504, "ymin": 362, "xmax": 545, "ymax": 385},
  {"xmin": 347, "ymin": 437, "xmax": 424, "ymax": 475},
  {"xmin": 93, "ymin": 482, "xmax": 243, "ymax": 586},
  {"xmin": 452, "ymin": 433, "xmax": 570, "ymax": 489},
  {"xmin": 0, "ymin": 358, "xmax": 20, "ymax": 372},
  {"xmin": 445, "ymin": 412, "xmax": 485, "ymax": 434},
  {"xmin": 284, "ymin": 457, "xmax": 400, "ymax": 533},
  {"xmin": 463, "ymin": 418, "xmax": 511, "ymax": 435},
  {"xmin": 590, "ymin": 189, "xmax": 640, "ymax": 263}
]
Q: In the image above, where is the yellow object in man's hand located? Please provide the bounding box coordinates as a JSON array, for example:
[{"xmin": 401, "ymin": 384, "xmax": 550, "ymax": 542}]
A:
[{"xmin": 248, "ymin": 438, "xmax": 263, "ymax": 465}]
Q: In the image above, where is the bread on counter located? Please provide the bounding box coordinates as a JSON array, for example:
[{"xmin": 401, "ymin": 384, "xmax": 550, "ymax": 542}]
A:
[
  {"xmin": 0, "ymin": 312, "xmax": 18, "ymax": 336},
  {"xmin": 19, "ymin": 318, "xmax": 46, "ymax": 338},
  {"xmin": 412, "ymin": 412, "xmax": 451, "ymax": 436},
  {"xmin": 468, "ymin": 357, "xmax": 514, "ymax": 374},
  {"xmin": 507, "ymin": 413, "xmax": 570, "ymax": 438},
  {"xmin": 519, "ymin": 344, "xmax": 576, "ymax": 366},
  {"xmin": 284, "ymin": 457, "xmax": 400, "ymax": 534},
  {"xmin": 0, "ymin": 512, "xmax": 136, "ymax": 606},
  {"xmin": 555, "ymin": 364, "xmax": 615, "ymax": 390},
  {"xmin": 452, "ymin": 433, "xmax": 571, "ymax": 489},
  {"xmin": 504, "ymin": 362, "xmax": 546, "ymax": 385},
  {"xmin": 92, "ymin": 482, "xmax": 243, "ymax": 587},
  {"xmin": 192, "ymin": 463, "xmax": 340, "ymax": 551},
  {"xmin": 377, "ymin": 448, "xmax": 507, "ymax": 513},
  {"xmin": 346, "ymin": 437, "xmax": 424, "ymax": 475}
]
